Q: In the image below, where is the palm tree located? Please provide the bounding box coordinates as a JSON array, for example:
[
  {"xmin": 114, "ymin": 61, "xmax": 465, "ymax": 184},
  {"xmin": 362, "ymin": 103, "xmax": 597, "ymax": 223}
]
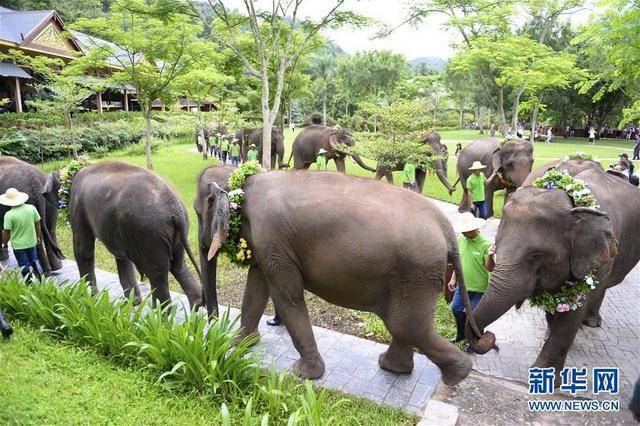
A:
[{"xmin": 310, "ymin": 54, "xmax": 334, "ymax": 126}]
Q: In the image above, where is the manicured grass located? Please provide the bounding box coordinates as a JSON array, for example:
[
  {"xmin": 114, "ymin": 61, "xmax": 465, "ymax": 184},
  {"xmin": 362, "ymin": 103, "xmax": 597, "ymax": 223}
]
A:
[{"xmin": 0, "ymin": 322, "xmax": 415, "ymax": 425}]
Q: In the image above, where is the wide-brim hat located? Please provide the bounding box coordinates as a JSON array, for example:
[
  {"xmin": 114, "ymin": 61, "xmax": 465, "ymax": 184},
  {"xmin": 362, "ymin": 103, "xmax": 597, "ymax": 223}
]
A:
[
  {"xmin": 454, "ymin": 212, "xmax": 486, "ymax": 233},
  {"xmin": 0, "ymin": 188, "xmax": 29, "ymax": 207},
  {"xmin": 318, "ymin": 148, "xmax": 327, "ymax": 154},
  {"xmin": 250, "ymin": 144, "xmax": 256, "ymax": 148},
  {"xmin": 469, "ymin": 161, "xmax": 487, "ymax": 170}
]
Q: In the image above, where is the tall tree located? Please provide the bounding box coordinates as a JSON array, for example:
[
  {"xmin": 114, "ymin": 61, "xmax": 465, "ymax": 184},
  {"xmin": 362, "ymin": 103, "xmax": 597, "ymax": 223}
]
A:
[
  {"xmin": 74, "ymin": 0, "xmax": 216, "ymax": 170},
  {"xmin": 195, "ymin": 1, "xmax": 366, "ymax": 169},
  {"xmin": 309, "ymin": 54, "xmax": 335, "ymax": 126}
]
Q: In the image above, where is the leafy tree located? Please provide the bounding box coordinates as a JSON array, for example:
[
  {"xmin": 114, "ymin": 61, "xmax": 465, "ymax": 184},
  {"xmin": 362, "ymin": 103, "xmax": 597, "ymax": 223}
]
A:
[
  {"xmin": 309, "ymin": 53, "xmax": 335, "ymax": 126},
  {"xmin": 194, "ymin": 0, "xmax": 367, "ymax": 169},
  {"xmin": 74, "ymin": 0, "xmax": 216, "ymax": 170}
]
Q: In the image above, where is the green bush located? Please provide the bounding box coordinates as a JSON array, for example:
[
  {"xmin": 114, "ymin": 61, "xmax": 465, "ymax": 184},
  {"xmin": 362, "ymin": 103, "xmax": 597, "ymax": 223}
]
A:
[{"xmin": 0, "ymin": 273, "xmax": 352, "ymax": 424}]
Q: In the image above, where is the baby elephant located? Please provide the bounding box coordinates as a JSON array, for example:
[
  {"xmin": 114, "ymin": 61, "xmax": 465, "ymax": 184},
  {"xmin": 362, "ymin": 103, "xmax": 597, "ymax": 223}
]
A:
[{"xmin": 69, "ymin": 162, "xmax": 203, "ymax": 308}]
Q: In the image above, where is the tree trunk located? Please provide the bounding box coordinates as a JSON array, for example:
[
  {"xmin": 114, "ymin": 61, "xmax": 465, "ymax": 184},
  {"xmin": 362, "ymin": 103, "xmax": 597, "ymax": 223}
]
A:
[
  {"xmin": 144, "ymin": 105, "xmax": 154, "ymax": 170},
  {"xmin": 529, "ymin": 92, "xmax": 544, "ymax": 144},
  {"xmin": 498, "ymin": 88, "xmax": 507, "ymax": 134},
  {"xmin": 512, "ymin": 84, "xmax": 525, "ymax": 131},
  {"xmin": 322, "ymin": 81, "xmax": 328, "ymax": 126},
  {"xmin": 459, "ymin": 97, "xmax": 465, "ymax": 127},
  {"xmin": 261, "ymin": 71, "xmax": 273, "ymax": 170}
]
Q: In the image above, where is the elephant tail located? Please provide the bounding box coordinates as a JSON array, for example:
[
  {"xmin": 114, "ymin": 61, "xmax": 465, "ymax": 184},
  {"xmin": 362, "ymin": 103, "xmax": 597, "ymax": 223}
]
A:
[
  {"xmin": 177, "ymin": 219, "xmax": 203, "ymax": 284},
  {"xmin": 285, "ymin": 150, "xmax": 293, "ymax": 167},
  {"xmin": 36, "ymin": 195, "xmax": 64, "ymax": 261}
]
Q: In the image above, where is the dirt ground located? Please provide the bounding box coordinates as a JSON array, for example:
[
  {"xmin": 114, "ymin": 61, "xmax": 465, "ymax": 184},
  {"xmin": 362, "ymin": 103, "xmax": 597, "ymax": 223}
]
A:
[{"xmin": 431, "ymin": 371, "xmax": 637, "ymax": 425}]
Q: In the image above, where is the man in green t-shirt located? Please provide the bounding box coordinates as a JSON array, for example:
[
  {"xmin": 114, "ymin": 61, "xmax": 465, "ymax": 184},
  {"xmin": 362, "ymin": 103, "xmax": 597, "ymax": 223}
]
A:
[
  {"xmin": 316, "ymin": 148, "xmax": 328, "ymax": 170},
  {"xmin": 447, "ymin": 212, "xmax": 495, "ymax": 347},
  {"xmin": 1, "ymin": 188, "xmax": 43, "ymax": 281},
  {"xmin": 247, "ymin": 144, "xmax": 258, "ymax": 162},
  {"xmin": 219, "ymin": 135, "xmax": 230, "ymax": 164},
  {"xmin": 466, "ymin": 161, "xmax": 498, "ymax": 219},
  {"xmin": 402, "ymin": 161, "xmax": 417, "ymax": 192},
  {"xmin": 230, "ymin": 139, "xmax": 241, "ymax": 167}
]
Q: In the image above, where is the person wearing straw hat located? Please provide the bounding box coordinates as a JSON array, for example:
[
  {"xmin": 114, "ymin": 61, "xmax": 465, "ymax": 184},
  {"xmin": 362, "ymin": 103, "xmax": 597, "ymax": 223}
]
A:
[
  {"xmin": 316, "ymin": 148, "xmax": 328, "ymax": 171},
  {"xmin": 247, "ymin": 144, "xmax": 259, "ymax": 162},
  {"xmin": 466, "ymin": 161, "xmax": 499, "ymax": 219},
  {"xmin": 447, "ymin": 212, "xmax": 495, "ymax": 346},
  {"xmin": 1, "ymin": 188, "xmax": 43, "ymax": 281},
  {"xmin": 219, "ymin": 133, "xmax": 230, "ymax": 164}
]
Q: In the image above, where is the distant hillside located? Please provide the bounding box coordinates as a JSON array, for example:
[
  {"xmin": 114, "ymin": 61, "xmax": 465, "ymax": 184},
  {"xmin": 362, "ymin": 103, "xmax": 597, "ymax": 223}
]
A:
[{"xmin": 409, "ymin": 56, "xmax": 447, "ymax": 72}]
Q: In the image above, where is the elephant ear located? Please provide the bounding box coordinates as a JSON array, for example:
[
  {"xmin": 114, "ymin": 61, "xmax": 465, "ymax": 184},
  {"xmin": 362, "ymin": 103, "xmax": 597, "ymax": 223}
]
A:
[
  {"xmin": 328, "ymin": 133, "xmax": 339, "ymax": 149},
  {"xmin": 42, "ymin": 173, "xmax": 55, "ymax": 194},
  {"xmin": 207, "ymin": 182, "xmax": 230, "ymax": 261},
  {"xmin": 569, "ymin": 207, "xmax": 618, "ymax": 279}
]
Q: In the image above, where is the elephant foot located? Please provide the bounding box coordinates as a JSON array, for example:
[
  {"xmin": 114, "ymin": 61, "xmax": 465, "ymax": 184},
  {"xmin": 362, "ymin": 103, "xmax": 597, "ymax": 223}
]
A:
[
  {"xmin": 89, "ymin": 285, "xmax": 99, "ymax": 296},
  {"xmin": 49, "ymin": 259, "xmax": 63, "ymax": 271},
  {"xmin": 582, "ymin": 314, "xmax": 602, "ymax": 328},
  {"xmin": 233, "ymin": 329, "xmax": 261, "ymax": 347},
  {"xmin": 292, "ymin": 355, "xmax": 325, "ymax": 380},
  {"xmin": 440, "ymin": 355, "xmax": 472, "ymax": 386},
  {"xmin": 531, "ymin": 359, "xmax": 563, "ymax": 388},
  {"xmin": 378, "ymin": 349, "xmax": 414, "ymax": 374}
]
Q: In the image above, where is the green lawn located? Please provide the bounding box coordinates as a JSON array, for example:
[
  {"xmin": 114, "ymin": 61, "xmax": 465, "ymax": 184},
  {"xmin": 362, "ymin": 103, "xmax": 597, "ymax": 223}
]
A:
[{"xmin": 0, "ymin": 323, "xmax": 414, "ymax": 425}]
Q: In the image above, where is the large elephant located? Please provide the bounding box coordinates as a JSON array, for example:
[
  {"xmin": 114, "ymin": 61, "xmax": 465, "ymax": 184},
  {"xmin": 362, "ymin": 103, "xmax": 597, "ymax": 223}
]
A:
[
  {"xmin": 0, "ymin": 156, "xmax": 63, "ymax": 273},
  {"xmin": 195, "ymin": 166, "xmax": 492, "ymax": 383},
  {"xmin": 467, "ymin": 159, "xmax": 640, "ymax": 381},
  {"xmin": 374, "ymin": 132, "xmax": 456, "ymax": 194},
  {"xmin": 247, "ymin": 127, "xmax": 286, "ymax": 169},
  {"xmin": 235, "ymin": 128, "xmax": 254, "ymax": 161},
  {"xmin": 290, "ymin": 125, "xmax": 377, "ymax": 173},
  {"xmin": 456, "ymin": 138, "xmax": 533, "ymax": 218},
  {"xmin": 69, "ymin": 162, "xmax": 203, "ymax": 308}
]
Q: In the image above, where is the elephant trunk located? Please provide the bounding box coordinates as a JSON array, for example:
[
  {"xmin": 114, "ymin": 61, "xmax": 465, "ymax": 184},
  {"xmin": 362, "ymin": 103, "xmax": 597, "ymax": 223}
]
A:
[
  {"xmin": 350, "ymin": 154, "xmax": 376, "ymax": 172},
  {"xmin": 465, "ymin": 262, "xmax": 533, "ymax": 351},
  {"xmin": 436, "ymin": 166, "xmax": 456, "ymax": 193}
]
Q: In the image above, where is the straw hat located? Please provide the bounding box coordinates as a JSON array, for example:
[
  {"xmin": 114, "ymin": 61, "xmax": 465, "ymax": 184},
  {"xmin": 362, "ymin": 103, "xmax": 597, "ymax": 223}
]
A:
[
  {"xmin": 454, "ymin": 212, "xmax": 486, "ymax": 233},
  {"xmin": 0, "ymin": 188, "xmax": 29, "ymax": 207},
  {"xmin": 318, "ymin": 148, "xmax": 327, "ymax": 154},
  {"xmin": 250, "ymin": 144, "xmax": 256, "ymax": 148},
  {"xmin": 469, "ymin": 161, "xmax": 487, "ymax": 171}
]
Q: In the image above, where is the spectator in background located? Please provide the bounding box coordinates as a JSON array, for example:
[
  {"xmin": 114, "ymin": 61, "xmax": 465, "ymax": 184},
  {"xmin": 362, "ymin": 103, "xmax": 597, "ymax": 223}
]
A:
[
  {"xmin": 565, "ymin": 125, "xmax": 570, "ymax": 139},
  {"xmin": 229, "ymin": 139, "xmax": 241, "ymax": 167},
  {"xmin": 402, "ymin": 160, "xmax": 417, "ymax": 192},
  {"xmin": 588, "ymin": 127, "xmax": 596, "ymax": 145},
  {"xmin": 546, "ymin": 127, "xmax": 553, "ymax": 144},
  {"xmin": 634, "ymin": 133, "xmax": 640, "ymax": 160},
  {"xmin": 246, "ymin": 144, "xmax": 258, "ymax": 162},
  {"xmin": 289, "ymin": 120, "xmax": 295, "ymax": 134}
]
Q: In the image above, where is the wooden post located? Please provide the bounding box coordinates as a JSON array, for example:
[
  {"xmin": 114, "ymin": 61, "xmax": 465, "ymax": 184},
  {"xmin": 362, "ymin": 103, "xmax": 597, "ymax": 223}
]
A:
[
  {"xmin": 13, "ymin": 77, "xmax": 23, "ymax": 113},
  {"xmin": 123, "ymin": 90, "xmax": 129, "ymax": 111},
  {"xmin": 96, "ymin": 91, "xmax": 103, "ymax": 113}
]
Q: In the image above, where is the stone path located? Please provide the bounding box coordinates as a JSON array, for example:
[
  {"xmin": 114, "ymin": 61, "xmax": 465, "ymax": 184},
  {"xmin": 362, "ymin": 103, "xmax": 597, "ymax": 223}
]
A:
[{"xmin": 4, "ymin": 195, "xmax": 638, "ymax": 412}]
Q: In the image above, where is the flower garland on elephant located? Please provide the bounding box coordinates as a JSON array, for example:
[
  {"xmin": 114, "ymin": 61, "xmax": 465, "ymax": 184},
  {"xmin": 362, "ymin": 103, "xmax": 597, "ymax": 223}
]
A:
[
  {"xmin": 58, "ymin": 156, "xmax": 94, "ymax": 222},
  {"xmin": 529, "ymin": 168, "xmax": 600, "ymax": 313},
  {"xmin": 220, "ymin": 161, "xmax": 264, "ymax": 267}
]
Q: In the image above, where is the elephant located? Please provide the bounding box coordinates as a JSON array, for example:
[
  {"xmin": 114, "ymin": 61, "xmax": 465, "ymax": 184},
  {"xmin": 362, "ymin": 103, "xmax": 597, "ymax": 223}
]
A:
[
  {"xmin": 290, "ymin": 125, "xmax": 377, "ymax": 173},
  {"xmin": 466, "ymin": 159, "xmax": 640, "ymax": 382},
  {"xmin": 456, "ymin": 138, "xmax": 533, "ymax": 218},
  {"xmin": 194, "ymin": 165, "xmax": 493, "ymax": 383},
  {"xmin": 374, "ymin": 132, "xmax": 456, "ymax": 194},
  {"xmin": 235, "ymin": 128, "xmax": 254, "ymax": 161},
  {"xmin": 69, "ymin": 161, "xmax": 203, "ymax": 308},
  {"xmin": 247, "ymin": 127, "xmax": 286, "ymax": 169},
  {"xmin": 0, "ymin": 156, "xmax": 64, "ymax": 273}
]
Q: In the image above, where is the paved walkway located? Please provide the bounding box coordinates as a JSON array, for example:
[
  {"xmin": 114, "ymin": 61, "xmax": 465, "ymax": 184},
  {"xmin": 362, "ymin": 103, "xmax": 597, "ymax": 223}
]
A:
[{"xmin": 3, "ymin": 196, "xmax": 638, "ymax": 410}]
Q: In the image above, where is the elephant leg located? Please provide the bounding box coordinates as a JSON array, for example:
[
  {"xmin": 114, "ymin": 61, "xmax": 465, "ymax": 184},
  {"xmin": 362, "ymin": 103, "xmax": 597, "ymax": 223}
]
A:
[
  {"xmin": 379, "ymin": 337, "xmax": 414, "ymax": 374},
  {"xmin": 533, "ymin": 308, "xmax": 583, "ymax": 386},
  {"xmin": 384, "ymin": 169, "xmax": 394, "ymax": 183},
  {"xmin": 36, "ymin": 242, "xmax": 52, "ymax": 275},
  {"xmin": 170, "ymin": 260, "xmax": 203, "ymax": 310},
  {"xmin": 238, "ymin": 266, "xmax": 270, "ymax": 343},
  {"xmin": 374, "ymin": 168, "xmax": 384, "ymax": 181},
  {"xmin": 485, "ymin": 187, "xmax": 495, "ymax": 218},
  {"xmin": 44, "ymin": 238, "xmax": 62, "ymax": 271},
  {"xmin": 583, "ymin": 289, "xmax": 605, "ymax": 328},
  {"xmin": 267, "ymin": 267, "xmax": 325, "ymax": 379},
  {"xmin": 148, "ymin": 270, "xmax": 171, "ymax": 310},
  {"xmin": 458, "ymin": 187, "xmax": 471, "ymax": 213},
  {"xmin": 116, "ymin": 258, "xmax": 142, "ymax": 305},
  {"xmin": 334, "ymin": 158, "xmax": 346, "ymax": 173},
  {"xmin": 416, "ymin": 170, "xmax": 426, "ymax": 194},
  {"xmin": 73, "ymin": 230, "xmax": 98, "ymax": 295},
  {"xmin": 382, "ymin": 284, "xmax": 471, "ymax": 385}
]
